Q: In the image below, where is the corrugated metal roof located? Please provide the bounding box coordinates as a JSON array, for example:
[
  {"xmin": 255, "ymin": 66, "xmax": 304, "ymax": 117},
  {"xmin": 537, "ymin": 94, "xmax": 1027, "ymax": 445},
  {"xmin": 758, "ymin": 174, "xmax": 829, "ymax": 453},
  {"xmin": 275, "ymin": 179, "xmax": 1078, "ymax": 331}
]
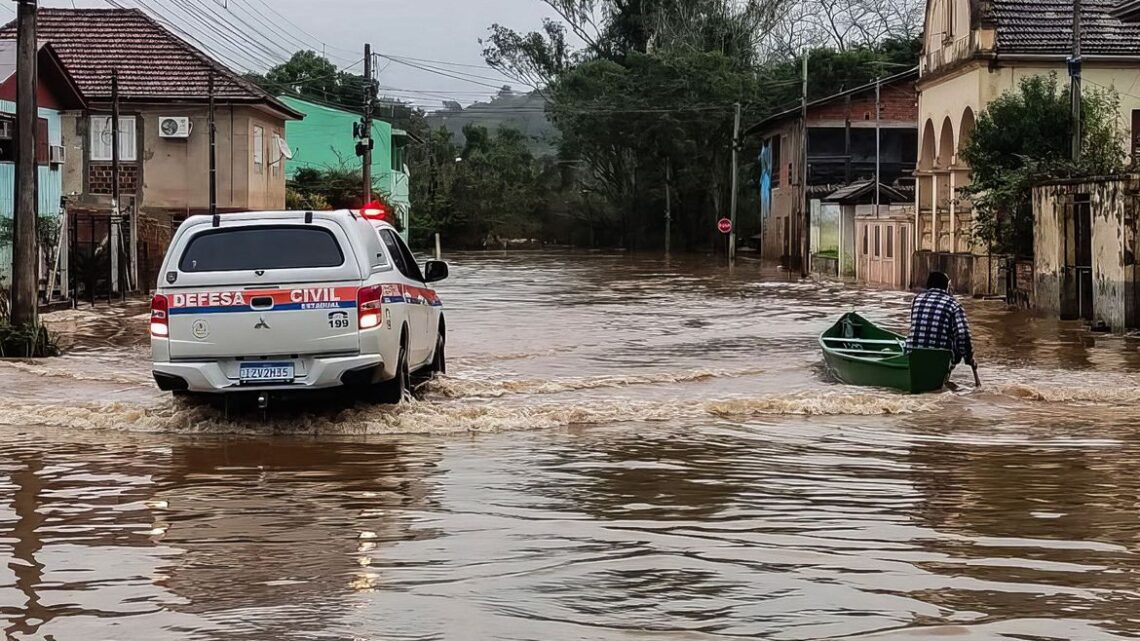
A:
[
  {"xmin": 992, "ymin": 0, "xmax": 1140, "ymax": 55},
  {"xmin": 0, "ymin": 8, "xmax": 301, "ymax": 118},
  {"xmin": 823, "ymin": 180, "xmax": 909, "ymax": 204}
]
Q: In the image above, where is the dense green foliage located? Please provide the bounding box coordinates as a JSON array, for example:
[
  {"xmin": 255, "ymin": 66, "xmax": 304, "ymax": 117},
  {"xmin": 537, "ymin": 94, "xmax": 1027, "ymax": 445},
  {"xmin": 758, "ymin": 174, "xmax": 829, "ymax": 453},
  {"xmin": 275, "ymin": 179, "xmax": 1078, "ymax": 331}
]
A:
[
  {"xmin": 960, "ymin": 74, "xmax": 1126, "ymax": 256},
  {"xmin": 409, "ymin": 125, "xmax": 562, "ymax": 248},
  {"xmin": 482, "ymin": 0, "xmax": 920, "ymax": 250},
  {"xmin": 245, "ymin": 50, "xmax": 372, "ymax": 109},
  {"xmin": 257, "ymin": 5, "xmax": 921, "ymax": 251}
]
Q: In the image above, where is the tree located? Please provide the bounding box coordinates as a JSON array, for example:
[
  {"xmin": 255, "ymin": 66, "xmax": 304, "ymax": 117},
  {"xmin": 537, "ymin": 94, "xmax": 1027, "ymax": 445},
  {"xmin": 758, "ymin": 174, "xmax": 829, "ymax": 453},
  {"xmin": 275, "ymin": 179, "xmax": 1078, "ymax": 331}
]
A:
[
  {"xmin": 247, "ymin": 50, "xmax": 377, "ymax": 109},
  {"xmin": 483, "ymin": 0, "xmax": 919, "ymax": 251},
  {"xmin": 960, "ymin": 74, "xmax": 1127, "ymax": 256},
  {"xmin": 409, "ymin": 125, "xmax": 553, "ymax": 248}
]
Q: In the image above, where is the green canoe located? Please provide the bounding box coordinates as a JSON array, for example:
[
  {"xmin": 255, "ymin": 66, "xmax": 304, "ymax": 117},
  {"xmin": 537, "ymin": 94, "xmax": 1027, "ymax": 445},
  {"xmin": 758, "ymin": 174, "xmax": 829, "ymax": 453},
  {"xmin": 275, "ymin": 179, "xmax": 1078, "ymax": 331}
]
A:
[{"xmin": 819, "ymin": 312, "xmax": 953, "ymax": 394}]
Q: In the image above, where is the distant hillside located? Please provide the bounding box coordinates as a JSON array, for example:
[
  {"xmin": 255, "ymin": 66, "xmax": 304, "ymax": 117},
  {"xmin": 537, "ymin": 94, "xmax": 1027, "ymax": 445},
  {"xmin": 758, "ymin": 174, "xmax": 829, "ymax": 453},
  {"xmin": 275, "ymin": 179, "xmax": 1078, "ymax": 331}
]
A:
[{"xmin": 426, "ymin": 89, "xmax": 558, "ymax": 157}]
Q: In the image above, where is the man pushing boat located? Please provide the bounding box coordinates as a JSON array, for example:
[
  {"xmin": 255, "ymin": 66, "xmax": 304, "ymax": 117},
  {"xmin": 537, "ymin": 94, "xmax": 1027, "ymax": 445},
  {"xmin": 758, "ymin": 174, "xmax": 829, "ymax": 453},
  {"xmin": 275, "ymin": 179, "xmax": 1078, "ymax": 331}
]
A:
[{"xmin": 906, "ymin": 271, "xmax": 977, "ymax": 381}]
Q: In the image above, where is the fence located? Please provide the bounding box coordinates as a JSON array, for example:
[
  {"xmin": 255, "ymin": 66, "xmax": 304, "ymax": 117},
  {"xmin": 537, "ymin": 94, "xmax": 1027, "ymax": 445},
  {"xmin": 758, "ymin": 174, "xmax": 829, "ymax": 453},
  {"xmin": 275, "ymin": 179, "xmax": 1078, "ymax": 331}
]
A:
[{"xmin": 67, "ymin": 212, "xmax": 149, "ymax": 304}]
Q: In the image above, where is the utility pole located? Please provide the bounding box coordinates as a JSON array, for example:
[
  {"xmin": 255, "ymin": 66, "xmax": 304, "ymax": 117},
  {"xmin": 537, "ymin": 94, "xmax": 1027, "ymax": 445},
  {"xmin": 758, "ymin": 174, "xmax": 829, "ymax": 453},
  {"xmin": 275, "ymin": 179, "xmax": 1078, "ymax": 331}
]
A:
[
  {"xmin": 664, "ymin": 157, "xmax": 672, "ymax": 254},
  {"xmin": 11, "ymin": 0, "xmax": 38, "ymax": 326},
  {"xmin": 1070, "ymin": 0, "xmax": 1083, "ymax": 163},
  {"xmin": 874, "ymin": 76, "xmax": 881, "ymax": 218},
  {"xmin": 362, "ymin": 43, "xmax": 373, "ymax": 204},
  {"xmin": 729, "ymin": 101, "xmax": 741, "ymax": 264},
  {"xmin": 110, "ymin": 69, "xmax": 123, "ymax": 296},
  {"xmin": 208, "ymin": 72, "xmax": 217, "ymax": 217},
  {"xmin": 800, "ymin": 52, "xmax": 809, "ymax": 277}
]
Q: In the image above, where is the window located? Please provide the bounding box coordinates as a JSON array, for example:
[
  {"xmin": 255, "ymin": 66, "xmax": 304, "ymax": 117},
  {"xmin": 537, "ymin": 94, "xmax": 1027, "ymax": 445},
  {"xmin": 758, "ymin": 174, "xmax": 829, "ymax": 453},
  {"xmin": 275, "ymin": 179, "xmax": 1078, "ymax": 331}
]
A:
[
  {"xmin": 1132, "ymin": 110, "xmax": 1140, "ymax": 161},
  {"xmin": 35, "ymin": 118, "xmax": 48, "ymax": 164},
  {"xmin": 379, "ymin": 229, "xmax": 424, "ymax": 282},
  {"xmin": 90, "ymin": 115, "xmax": 137, "ymax": 161},
  {"xmin": 0, "ymin": 116, "xmax": 12, "ymax": 161},
  {"xmin": 270, "ymin": 131, "xmax": 282, "ymax": 176},
  {"xmin": 179, "ymin": 226, "xmax": 344, "ymax": 272},
  {"xmin": 392, "ymin": 142, "xmax": 405, "ymax": 171},
  {"xmin": 874, "ymin": 225, "xmax": 881, "ymax": 257},
  {"xmin": 886, "ymin": 225, "xmax": 894, "ymax": 258},
  {"xmin": 252, "ymin": 126, "xmax": 264, "ymax": 174},
  {"xmin": 770, "ymin": 136, "xmax": 781, "ymax": 188},
  {"xmin": 862, "ymin": 227, "xmax": 868, "ymax": 256}
]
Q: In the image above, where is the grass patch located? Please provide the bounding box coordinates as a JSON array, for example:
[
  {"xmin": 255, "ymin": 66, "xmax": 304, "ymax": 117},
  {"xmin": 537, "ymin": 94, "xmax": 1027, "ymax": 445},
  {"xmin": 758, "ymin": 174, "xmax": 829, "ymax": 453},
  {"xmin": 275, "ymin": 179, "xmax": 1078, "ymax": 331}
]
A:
[{"xmin": 0, "ymin": 322, "xmax": 60, "ymax": 357}]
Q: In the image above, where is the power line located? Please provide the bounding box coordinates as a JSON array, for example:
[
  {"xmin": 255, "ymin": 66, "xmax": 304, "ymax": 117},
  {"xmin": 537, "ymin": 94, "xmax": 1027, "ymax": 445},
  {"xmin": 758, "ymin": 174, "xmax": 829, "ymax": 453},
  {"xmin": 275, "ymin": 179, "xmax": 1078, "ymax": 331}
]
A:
[
  {"xmin": 180, "ymin": 0, "xmax": 295, "ymax": 62},
  {"xmin": 243, "ymin": 0, "xmax": 359, "ymax": 59},
  {"xmin": 118, "ymin": 0, "xmax": 273, "ymax": 71},
  {"xmin": 160, "ymin": 0, "xmax": 290, "ymax": 67},
  {"xmin": 379, "ymin": 56, "xmax": 508, "ymax": 90}
]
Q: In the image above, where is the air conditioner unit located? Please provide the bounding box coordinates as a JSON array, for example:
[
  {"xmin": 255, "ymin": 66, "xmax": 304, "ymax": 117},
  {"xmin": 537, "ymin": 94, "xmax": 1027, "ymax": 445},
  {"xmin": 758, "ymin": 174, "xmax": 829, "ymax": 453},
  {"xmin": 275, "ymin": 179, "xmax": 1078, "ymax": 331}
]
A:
[
  {"xmin": 158, "ymin": 116, "xmax": 192, "ymax": 139},
  {"xmin": 49, "ymin": 144, "xmax": 65, "ymax": 165}
]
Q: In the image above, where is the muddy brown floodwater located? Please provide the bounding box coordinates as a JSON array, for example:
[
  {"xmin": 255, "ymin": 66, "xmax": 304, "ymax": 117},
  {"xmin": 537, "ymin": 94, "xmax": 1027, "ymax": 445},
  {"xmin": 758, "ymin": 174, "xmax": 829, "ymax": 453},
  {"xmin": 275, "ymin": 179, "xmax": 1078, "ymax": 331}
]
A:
[{"xmin": 4, "ymin": 252, "xmax": 1140, "ymax": 641}]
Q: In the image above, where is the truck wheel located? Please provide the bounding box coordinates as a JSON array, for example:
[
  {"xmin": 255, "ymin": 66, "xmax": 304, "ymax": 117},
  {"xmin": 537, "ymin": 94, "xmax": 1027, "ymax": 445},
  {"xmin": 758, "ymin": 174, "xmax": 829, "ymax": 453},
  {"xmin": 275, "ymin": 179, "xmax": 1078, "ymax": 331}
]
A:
[
  {"xmin": 430, "ymin": 331, "xmax": 446, "ymax": 376},
  {"xmin": 377, "ymin": 339, "xmax": 409, "ymax": 404}
]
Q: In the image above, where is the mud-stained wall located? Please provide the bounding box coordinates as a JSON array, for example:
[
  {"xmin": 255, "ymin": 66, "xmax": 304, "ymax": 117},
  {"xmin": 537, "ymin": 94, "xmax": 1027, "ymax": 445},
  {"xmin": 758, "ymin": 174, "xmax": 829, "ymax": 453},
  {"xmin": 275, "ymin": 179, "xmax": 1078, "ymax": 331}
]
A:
[
  {"xmin": 1033, "ymin": 184, "xmax": 1064, "ymax": 318},
  {"xmin": 1033, "ymin": 176, "xmax": 1139, "ymax": 331}
]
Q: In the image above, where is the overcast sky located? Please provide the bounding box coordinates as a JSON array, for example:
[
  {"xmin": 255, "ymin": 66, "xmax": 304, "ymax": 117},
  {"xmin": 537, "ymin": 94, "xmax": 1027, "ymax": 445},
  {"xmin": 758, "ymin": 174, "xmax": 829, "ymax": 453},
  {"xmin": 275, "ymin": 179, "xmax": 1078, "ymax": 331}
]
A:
[{"xmin": 22, "ymin": 0, "xmax": 566, "ymax": 109}]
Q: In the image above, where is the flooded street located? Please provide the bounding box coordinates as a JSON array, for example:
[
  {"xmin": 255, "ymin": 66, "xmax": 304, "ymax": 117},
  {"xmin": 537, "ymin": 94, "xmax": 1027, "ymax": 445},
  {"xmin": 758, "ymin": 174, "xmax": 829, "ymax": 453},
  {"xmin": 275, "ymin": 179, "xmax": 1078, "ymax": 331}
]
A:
[{"xmin": 4, "ymin": 252, "xmax": 1140, "ymax": 640}]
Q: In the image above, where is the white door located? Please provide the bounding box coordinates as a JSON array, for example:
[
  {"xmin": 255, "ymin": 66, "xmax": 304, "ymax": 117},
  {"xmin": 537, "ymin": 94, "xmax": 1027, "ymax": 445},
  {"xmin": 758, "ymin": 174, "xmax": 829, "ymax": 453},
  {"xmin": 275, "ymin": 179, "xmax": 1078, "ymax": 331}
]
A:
[{"xmin": 378, "ymin": 229, "xmax": 432, "ymax": 367}]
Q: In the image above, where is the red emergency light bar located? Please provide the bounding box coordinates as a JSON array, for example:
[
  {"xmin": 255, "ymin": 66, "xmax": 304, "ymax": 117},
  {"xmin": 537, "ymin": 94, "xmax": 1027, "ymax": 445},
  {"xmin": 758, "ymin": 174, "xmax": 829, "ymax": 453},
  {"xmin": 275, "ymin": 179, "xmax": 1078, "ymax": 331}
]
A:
[{"xmin": 361, "ymin": 200, "xmax": 391, "ymax": 221}]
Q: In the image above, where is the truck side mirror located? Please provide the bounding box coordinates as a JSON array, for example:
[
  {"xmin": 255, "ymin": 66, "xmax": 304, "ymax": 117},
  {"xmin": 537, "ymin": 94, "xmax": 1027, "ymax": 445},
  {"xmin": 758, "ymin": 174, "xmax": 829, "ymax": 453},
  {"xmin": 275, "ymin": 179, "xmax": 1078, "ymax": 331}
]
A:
[{"xmin": 424, "ymin": 260, "xmax": 449, "ymax": 283}]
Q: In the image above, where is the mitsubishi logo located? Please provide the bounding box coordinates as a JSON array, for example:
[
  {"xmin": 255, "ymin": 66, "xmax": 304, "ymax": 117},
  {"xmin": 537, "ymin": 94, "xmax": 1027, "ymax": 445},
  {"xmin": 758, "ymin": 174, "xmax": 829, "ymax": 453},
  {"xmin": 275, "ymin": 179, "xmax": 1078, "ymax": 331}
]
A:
[{"xmin": 254, "ymin": 316, "xmax": 270, "ymax": 330}]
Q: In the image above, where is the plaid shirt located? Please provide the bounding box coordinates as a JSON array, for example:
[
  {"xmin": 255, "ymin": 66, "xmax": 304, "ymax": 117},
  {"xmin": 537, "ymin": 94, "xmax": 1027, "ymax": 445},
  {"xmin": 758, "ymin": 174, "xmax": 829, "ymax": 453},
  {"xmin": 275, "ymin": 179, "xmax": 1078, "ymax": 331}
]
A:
[{"xmin": 906, "ymin": 289, "xmax": 973, "ymax": 364}]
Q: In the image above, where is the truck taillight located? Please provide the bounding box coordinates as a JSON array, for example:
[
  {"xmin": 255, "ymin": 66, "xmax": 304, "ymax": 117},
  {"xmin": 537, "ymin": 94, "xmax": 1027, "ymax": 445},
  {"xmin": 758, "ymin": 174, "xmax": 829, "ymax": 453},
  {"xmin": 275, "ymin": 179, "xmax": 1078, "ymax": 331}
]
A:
[
  {"xmin": 357, "ymin": 285, "xmax": 382, "ymax": 329},
  {"xmin": 150, "ymin": 294, "xmax": 169, "ymax": 337}
]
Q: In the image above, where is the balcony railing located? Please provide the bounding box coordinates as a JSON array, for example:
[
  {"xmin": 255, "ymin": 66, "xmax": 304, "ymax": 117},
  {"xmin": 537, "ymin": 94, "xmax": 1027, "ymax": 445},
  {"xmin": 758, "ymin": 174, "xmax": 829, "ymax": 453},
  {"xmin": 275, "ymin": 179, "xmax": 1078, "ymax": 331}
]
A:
[{"xmin": 921, "ymin": 32, "xmax": 979, "ymax": 75}]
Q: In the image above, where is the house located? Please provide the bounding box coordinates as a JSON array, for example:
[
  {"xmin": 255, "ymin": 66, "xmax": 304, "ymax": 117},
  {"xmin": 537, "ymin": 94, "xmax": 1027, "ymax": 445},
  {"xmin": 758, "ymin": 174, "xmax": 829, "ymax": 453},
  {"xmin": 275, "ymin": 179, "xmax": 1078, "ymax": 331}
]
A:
[
  {"xmin": 0, "ymin": 41, "xmax": 86, "ymax": 288},
  {"xmin": 0, "ymin": 8, "xmax": 305, "ymax": 290},
  {"xmin": 276, "ymin": 95, "xmax": 413, "ymax": 234},
  {"xmin": 747, "ymin": 69, "xmax": 919, "ymax": 271},
  {"xmin": 915, "ymin": 0, "xmax": 1140, "ymax": 295},
  {"xmin": 1033, "ymin": 175, "xmax": 1140, "ymax": 331},
  {"xmin": 819, "ymin": 181, "xmax": 913, "ymax": 288}
]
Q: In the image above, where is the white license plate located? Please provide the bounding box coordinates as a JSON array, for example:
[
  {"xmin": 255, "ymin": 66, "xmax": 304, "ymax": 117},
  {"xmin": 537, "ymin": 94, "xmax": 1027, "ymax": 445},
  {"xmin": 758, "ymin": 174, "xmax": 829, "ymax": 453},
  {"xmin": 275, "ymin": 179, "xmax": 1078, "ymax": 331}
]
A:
[{"xmin": 239, "ymin": 362, "xmax": 294, "ymax": 383}]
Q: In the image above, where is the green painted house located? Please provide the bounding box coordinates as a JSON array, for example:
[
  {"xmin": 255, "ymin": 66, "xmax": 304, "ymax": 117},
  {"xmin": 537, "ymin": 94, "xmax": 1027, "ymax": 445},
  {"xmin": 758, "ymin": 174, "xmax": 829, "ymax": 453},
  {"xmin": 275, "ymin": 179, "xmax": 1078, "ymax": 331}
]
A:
[{"xmin": 278, "ymin": 95, "xmax": 411, "ymax": 233}]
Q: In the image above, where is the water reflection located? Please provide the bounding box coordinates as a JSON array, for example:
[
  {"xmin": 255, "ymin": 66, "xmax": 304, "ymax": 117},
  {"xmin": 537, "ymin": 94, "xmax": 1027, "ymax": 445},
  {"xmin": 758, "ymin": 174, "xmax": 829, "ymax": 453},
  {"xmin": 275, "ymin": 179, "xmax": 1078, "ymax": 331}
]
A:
[{"xmin": 3, "ymin": 252, "xmax": 1140, "ymax": 640}]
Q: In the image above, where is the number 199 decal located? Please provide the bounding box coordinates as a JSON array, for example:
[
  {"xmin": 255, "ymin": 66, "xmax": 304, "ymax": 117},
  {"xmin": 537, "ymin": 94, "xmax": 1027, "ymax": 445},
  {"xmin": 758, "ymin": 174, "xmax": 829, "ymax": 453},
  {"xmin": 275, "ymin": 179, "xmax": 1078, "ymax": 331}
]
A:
[{"xmin": 328, "ymin": 311, "xmax": 350, "ymax": 329}]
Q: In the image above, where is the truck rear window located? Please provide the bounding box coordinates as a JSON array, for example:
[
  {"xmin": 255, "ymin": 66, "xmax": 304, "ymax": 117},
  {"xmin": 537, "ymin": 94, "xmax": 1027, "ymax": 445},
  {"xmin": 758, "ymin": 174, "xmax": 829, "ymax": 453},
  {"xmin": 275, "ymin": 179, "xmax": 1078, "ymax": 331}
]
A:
[{"xmin": 179, "ymin": 226, "xmax": 344, "ymax": 272}]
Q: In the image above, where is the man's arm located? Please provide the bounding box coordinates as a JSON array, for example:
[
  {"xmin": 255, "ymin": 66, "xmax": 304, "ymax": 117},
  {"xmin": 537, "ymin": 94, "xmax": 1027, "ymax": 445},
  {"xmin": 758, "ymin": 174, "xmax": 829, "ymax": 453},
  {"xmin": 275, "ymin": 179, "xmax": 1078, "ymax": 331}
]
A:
[{"xmin": 953, "ymin": 303, "xmax": 974, "ymax": 365}]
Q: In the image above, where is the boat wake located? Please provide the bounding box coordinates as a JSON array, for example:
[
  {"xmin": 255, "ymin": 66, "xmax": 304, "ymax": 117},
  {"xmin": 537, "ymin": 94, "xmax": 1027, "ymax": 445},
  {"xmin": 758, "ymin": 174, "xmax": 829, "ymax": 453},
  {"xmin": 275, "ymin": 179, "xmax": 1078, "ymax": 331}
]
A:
[
  {"xmin": 0, "ymin": 390, "xmax": 940, "ymax": 435},
  {"xmin": 425, "ymin": 368, "xmax": 766, "ymax": 398},
  {"xmin": 995, "ymin": 382, "xmax": 1140, "ymax": 404}
]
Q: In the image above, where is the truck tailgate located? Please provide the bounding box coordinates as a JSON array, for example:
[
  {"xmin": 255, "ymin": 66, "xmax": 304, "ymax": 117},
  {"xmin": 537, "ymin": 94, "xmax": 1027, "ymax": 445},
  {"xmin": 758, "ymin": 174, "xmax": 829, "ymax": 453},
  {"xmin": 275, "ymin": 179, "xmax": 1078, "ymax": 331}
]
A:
[{"xmin": 166, "ymin": 283, "xmax": 360, "ymax": 359}]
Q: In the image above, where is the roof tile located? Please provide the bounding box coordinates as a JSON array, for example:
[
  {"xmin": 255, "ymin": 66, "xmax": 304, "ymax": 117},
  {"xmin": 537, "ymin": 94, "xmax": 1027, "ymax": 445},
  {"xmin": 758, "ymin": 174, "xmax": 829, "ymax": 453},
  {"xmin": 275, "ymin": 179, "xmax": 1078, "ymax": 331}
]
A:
[
  {"xmin": 0, "ymin": 8, "xmax": 291, "ymax": 110},
  {"xmin": 992, "ymin": 0, "xmax": 1140, "ymax": 54}
]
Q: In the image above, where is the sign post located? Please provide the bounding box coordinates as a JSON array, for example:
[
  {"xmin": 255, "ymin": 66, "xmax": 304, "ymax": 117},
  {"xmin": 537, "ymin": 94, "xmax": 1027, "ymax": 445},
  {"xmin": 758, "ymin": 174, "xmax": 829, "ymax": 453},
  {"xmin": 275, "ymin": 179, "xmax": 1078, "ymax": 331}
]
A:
[{"xmin": 718, "ymin": 218, "xmax": 733, "ymax": 266}]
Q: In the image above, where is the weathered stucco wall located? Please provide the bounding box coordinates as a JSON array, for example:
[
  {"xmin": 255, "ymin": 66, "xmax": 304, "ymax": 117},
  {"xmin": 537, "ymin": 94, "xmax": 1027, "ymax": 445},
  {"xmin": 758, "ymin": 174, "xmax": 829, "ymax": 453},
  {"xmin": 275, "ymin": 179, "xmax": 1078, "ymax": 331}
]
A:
[
  {"xmin": 1033, "ymin": 184, "xmax": 1064, "ymax": 317},
  {"xmin": 1033, "ymin": 176, "xmax": 1138, "ymax": 331}
]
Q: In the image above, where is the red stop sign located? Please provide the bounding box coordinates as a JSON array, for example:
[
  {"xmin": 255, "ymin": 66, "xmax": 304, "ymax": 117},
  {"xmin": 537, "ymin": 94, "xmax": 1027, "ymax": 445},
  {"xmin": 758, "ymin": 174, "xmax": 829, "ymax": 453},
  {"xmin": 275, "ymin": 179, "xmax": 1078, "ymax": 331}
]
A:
[{"xmin": 717, "ymin": 217, "xmax": 732, "ymax": 234}]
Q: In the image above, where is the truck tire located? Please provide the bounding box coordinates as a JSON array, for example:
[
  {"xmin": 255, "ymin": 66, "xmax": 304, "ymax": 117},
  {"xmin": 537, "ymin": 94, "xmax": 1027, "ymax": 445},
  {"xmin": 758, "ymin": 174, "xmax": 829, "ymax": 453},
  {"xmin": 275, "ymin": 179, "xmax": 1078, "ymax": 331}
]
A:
[
  {"xmin": 430, "ymin": 330, "xmax": 446, "ymax": 376},
  {"xmin": 377, "ymin": 337, "xmax": 409, "ymax": 404}
]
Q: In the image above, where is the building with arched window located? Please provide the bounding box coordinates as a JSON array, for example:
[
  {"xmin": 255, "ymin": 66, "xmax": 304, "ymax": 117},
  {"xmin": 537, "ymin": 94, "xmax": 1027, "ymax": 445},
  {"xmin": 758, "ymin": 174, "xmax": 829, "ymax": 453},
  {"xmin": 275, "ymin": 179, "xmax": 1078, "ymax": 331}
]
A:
[{"xmin": 916, "ymin": 0, "xmax": 1140, "ymax": 295}]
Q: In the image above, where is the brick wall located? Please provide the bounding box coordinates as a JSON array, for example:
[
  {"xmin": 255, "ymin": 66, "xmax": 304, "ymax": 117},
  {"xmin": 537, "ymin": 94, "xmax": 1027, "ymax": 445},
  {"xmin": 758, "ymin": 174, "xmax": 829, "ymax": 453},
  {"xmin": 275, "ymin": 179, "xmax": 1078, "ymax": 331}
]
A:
[
  {"xmin": 88, "ymin": 162, "xmax": 139, "ymax": 195},
  {"xmin": 808, "ymin": 84, "xmax": 917, "ymax": 123}
]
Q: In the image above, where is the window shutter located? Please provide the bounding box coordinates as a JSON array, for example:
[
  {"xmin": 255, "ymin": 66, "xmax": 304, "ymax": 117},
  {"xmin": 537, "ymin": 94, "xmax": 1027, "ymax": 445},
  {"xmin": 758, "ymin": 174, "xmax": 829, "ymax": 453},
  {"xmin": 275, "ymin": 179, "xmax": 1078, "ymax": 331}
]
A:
[
  {"xmin": 90, "ymin": 116, "xmax": 111, "ymax": 161},
  {"xmin": 118, "ymin": 116, "xmax": 136, "ymax": 162},
  {"xmin": 90, "ymin": 116, "xmax": 136, "ymax": 161},
  {"xmin": 35, "ymin": 118, "xmax": 48, "ymax": 164}
]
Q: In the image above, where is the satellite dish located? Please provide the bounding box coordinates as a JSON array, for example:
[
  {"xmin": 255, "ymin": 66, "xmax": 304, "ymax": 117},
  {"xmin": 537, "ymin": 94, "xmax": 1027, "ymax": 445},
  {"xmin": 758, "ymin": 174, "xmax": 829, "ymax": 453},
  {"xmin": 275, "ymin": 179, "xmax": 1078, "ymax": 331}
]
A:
[{"xmin": 277, "ymin": 136, "xmax": 294, "ymax": 160}]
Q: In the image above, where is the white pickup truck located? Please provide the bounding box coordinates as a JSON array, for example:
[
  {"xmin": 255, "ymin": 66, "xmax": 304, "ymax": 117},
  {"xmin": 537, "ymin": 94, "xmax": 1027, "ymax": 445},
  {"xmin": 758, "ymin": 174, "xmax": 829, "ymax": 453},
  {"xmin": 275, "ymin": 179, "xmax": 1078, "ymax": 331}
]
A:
[{"xmin": 150, "ymin": 210, "xmax": 447, "ymax": 404}]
